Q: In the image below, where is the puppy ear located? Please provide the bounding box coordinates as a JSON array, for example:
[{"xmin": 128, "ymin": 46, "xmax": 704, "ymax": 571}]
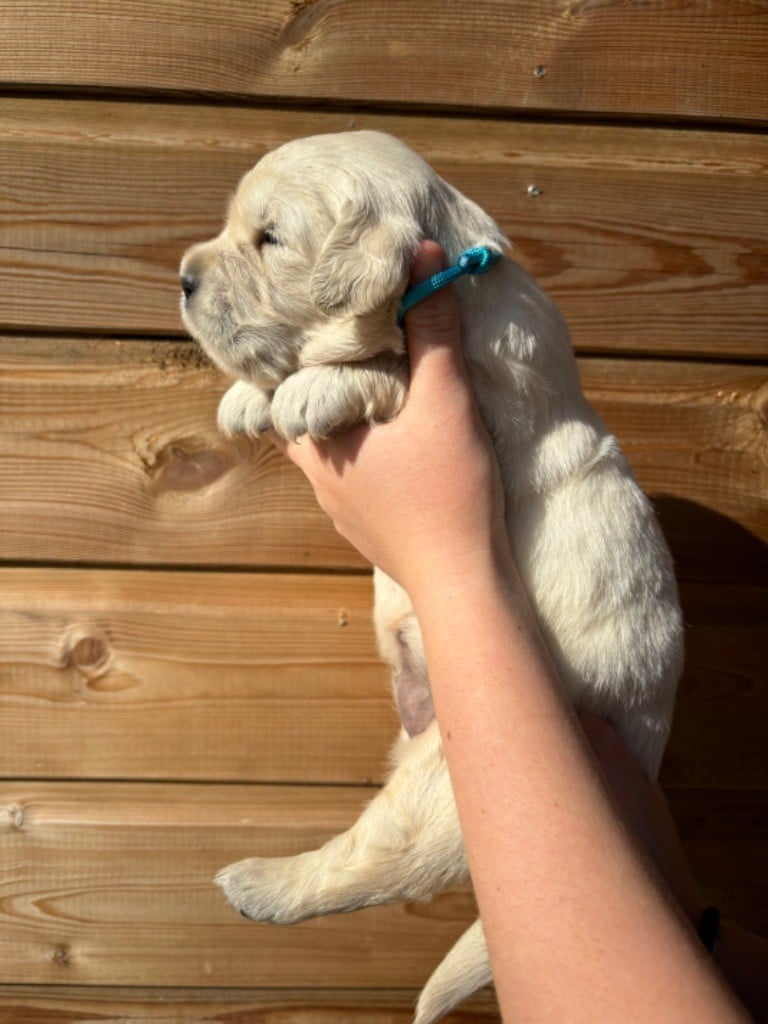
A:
[{"xmin": 311, "ymin": 201, "xmax": 413, "ymax": 316}]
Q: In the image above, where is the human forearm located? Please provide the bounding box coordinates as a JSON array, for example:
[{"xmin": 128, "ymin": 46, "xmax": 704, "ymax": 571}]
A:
[
  {"xmin": 273, "ymin": 242, "xmax": 752, "ymax": 1020},
  {"xmin": 412, "ymin": 556, "xmax": 748, "ymax": 1023}
]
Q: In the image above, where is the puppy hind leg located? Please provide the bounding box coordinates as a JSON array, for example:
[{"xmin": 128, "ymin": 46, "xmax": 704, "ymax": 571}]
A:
[
  {"xmin": 217, "ymin": 723, "xmax": 468, "ymax": 924},
  {"xmin": 414, "ymin": 918, "xmax": 493, "ymax": 1024}
]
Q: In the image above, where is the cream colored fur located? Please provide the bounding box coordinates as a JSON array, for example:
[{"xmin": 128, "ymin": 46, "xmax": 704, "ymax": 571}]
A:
[{"xmin": 180, "ymin": 131, "xmax": 683, "ymax": 1023}]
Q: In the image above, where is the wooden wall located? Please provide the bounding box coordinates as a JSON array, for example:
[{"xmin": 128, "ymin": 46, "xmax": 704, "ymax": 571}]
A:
[{"xmin": 1, "ymin": 2, "xmax": 766, "ymax": 1020}]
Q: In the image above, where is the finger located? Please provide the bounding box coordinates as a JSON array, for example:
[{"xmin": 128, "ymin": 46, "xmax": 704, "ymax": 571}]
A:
[
  {"xmin": 268, "ymin": 431, "xmax": 289, "ymax": 455},
  {"xmin": 404, "ymin": 242, "xmax": 459, "ymax": 345},
  {"xmin": 580, "ymin": 713, "xmax": 644, "ymax": 777},
  {"xmin": 268, "ymin": 426, "xmax": 366, "ymax": 474},
  {"xmin": 409, "ymin": 240, "xmax": 449, "ymax": 286},
  {"xmin": 267, "ymin": 431, "xmax": 301, "ymax": 463},
  {"xmin": 267, "ymin": 431, "xmax": 319, "ymax": 473},
  {"xmin": 403, "ymin": 242, "xmax": 469, "ymax": 400}
]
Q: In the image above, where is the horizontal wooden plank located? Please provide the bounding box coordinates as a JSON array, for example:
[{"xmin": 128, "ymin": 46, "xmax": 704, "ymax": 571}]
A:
[
  {"xmin": 1, "ymin": 338, "xmax": 764, "ymax": 576},
  {"xmin": 0, "ymin": 568, "xmax": 394, "ymax": 784},
  {"xmin": 577, "ymin": 359, "xmax": 768, "ymax": 584},
  {"xmin": 1, "ymin": 0, "xmax": 766, "ymax": 125},
  {"xmin": 662, "ymin": 583, "xmax": 768, "ymax": 790},
  {"xmin": 1, "ymin": 99, "xmax": 766, "ymax": 357},
  {"xmin": 0, "ymin": 781, "xmax": 478, "ymax": 987},
  {"xmin": 0, "ymin": 782, "xmax": 765, "ymax": 990},
  {"xmin": 0, "ymin": 569, "xmax": 765, "ymax": 790},
  {"xmin": 0, "ymin": 985, "xmax": 500, "ymax": 1023},
  {"xmin": 0, "ymin": 338, "xmax": 360, "ymax": 570},
  {"xmin": 665, "ymin": 788, "xmax": 768, "ymax": 942}
]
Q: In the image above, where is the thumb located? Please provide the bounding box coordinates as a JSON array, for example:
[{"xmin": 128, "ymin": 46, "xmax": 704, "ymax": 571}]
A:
[{"xmin": 403, "ymin": 241, "xmax": 468, "ymax": 393}]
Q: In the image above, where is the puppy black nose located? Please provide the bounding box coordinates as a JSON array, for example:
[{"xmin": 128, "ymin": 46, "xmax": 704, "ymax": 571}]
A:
[{"xmin": 181, "ymin": 272, "xmax": 199, "ymax": 300}]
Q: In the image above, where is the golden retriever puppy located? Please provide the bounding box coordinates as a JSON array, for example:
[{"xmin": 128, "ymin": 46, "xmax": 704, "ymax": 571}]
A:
[{"xmin": 180, "ymin": 131, "xmax": 683, "ymax": 1023}]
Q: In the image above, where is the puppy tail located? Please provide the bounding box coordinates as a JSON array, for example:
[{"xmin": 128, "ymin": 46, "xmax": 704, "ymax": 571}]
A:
[{"xmin": 413, "ymin": 917, "xmax": 493, "ymax": 1024}]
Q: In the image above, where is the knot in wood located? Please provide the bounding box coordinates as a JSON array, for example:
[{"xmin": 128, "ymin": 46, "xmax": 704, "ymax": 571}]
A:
[
  {"xmin": 64, "ymin": 627, "xmax": 112, "ymax": 682},
  {"xmin": 51, "ymin": 943, "xmax": 71, "ymax": 967},
  {"xmin": 150, "ymin": 436, "xmax": 234, "ymax": 494},
  {"xmin": 3, "ymin": 804, "xmax": 26, "ymax": 831},
  {"xmin": 757, "ymin": 382, "xmax": 768, "ymax": 428}
]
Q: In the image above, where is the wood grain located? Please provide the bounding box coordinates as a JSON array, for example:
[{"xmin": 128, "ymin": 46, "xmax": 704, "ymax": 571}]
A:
[
  {"xmin": 665, "ymin": 787, "xmax": 768, "ymax": 940},
  {"xmin": 1, "ymin": 1, "xmax": 766, "ymax": 125},
  {"xmin": 0, "ymin": 985, "xmax": 500, "ymax": 1023},
  {"xmin": 2, "ymin": 0, "xmax": 765, "ymax": 1012},
  {"xmin": 0, "ymin": 781, "xmax": 764, "ymax": 990},
  {"xmin": 577, "ymin": 359, "xmax": 768, "ymax": 574},
  {"xmin": 0, "ymin": 569, "xmax": 765, "ymax": 790},
  {"xmin": 1, "ymin": 99, "xmax": 766, "ymax": 357},
  {"xmin": 662, "ymin": 583, "xmax": 768, "ymax": 790},
  {"xmin": 0, "ymin": 338, "xmax": 359, "ymax": 570},
  {"xmin": 0, "ymin": 568, "xmax": 393, "ymax": 784},
  {"xmin": 1, "ymin": 338, "xmax": 764, "ymax": 575},
  {"xmin": 0, "ymin": 781, "xmax": 478, "ymax": 987}
]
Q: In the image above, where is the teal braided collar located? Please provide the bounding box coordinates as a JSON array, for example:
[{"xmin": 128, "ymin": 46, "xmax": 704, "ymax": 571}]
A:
[{"xmin": 397, "ymin": 246, "xmax": 500, "ymax": 325}]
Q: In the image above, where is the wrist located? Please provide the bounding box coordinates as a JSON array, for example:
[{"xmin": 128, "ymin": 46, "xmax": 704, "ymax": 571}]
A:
[
  {"xmin": 405, "ymin": 537, "xmax": 521, "ymax": 617},
  {"xmin": 405, "ymin": 546, "xmax": 552, "ymax": 684}
]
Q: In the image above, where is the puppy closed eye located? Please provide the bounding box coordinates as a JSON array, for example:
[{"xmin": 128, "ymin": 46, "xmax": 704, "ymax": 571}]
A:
[{"xmin": 255, "ymin": 227, "xmax": 280, "ymax": 249}]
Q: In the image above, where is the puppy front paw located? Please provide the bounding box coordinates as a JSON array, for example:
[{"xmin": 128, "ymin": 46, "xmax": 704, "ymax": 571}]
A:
[
  {"xmin": 270, "ymin": 358, "xmax": 408, "ymax": 442},
  {"xmin": 216, "ymin": 856, "xmax": 312, "ymax": 925},
  {"xmin": 217, "ymin": 381, "xmax": 272, "ymax": 437},
  {"xmin": 269, "ymin": 367, "xmax": 355, "ymax": 442}
]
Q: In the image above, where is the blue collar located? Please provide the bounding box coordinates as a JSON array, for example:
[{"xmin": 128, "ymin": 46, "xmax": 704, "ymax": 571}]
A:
[{"xmin": 397, "ymin": 246, "xmax": 500, "ymax": 325}]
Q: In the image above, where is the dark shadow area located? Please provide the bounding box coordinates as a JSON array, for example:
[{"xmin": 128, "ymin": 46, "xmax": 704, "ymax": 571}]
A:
[
  {"xmin": 654, "ymin": 494, "xmax": 767, "ymax": 788},
  {"xmin": 652, "ymin": 497, "xmax": 767, "ymax": 934},
  {"xmin": 653, "ymin": 495, "xmax": 767, "ymax": 587}
]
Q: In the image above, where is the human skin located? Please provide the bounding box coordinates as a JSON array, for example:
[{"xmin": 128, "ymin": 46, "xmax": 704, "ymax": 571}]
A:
[
  {"xmin": 270, "ymin": 242, "xmax": 750, "ymax": 1022},
  {"xmin": 581, "ymin": 712, "xmax": 768, "ymax": 1022}
]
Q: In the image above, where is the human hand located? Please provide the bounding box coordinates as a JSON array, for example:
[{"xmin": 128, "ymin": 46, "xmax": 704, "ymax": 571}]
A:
[{"xmin": 271, "ymin": 241, "xmax": 510, "ymax": 599}]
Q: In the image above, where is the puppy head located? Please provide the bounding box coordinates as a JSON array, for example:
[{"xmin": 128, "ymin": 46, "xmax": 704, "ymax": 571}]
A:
[{"xmin": 180, "ymin": 131, "xmax": 506, "ymax": 387}]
